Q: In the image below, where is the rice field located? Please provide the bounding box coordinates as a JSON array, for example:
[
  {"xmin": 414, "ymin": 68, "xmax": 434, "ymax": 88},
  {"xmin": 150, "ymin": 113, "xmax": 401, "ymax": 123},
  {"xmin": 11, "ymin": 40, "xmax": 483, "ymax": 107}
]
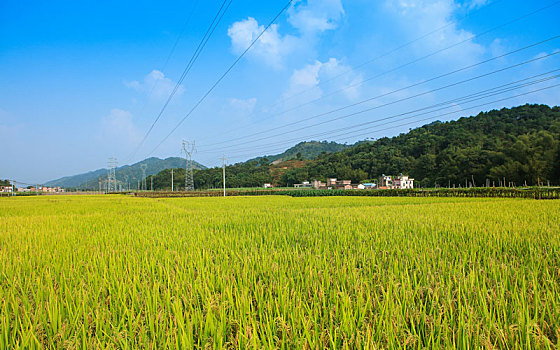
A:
[{"xmin": 0, "ymin": 195, "xmax": 559, "ymax": 348}]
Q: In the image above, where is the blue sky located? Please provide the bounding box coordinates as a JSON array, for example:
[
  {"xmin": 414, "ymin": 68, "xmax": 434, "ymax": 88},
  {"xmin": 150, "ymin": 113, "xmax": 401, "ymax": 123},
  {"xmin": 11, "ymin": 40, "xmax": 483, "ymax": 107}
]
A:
[{"xmin": 1, "ymin": 0, "xmax": 559, "ymax": 182}]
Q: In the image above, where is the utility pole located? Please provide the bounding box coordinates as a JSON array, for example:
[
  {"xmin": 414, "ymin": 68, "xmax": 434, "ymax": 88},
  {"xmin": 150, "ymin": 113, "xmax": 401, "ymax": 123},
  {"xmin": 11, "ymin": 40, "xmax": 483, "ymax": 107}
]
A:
[
  {"xmin": 151, "ymin": 176, "xmax": 153, "ymax": 191},
  {"xmin": 12, "ymin": 180, "xmax": 16, "ymax": 197},
  {"xmin": 221, "ymin": 154, "xmax": 227, "ymax": 197},
  {"xmin": 182, "ymin": 140, "xmax": 196, "ymax": 191},
  {"xmin": 171, "ymin": 169, "xmax": 174, "ymax": 192},
  {"xmin": 140, "ymin": 163, "xmax": 148, "ymax": 191}
]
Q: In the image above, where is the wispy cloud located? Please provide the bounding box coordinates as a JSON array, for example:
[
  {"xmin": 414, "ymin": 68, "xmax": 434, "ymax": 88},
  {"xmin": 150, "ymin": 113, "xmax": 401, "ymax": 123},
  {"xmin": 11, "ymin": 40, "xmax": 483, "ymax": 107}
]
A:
[
  {"xmin": 384, "ymin": 0, "xmax": 485, "ymax": 66},
  {"xmin": 287, "ymin": 0, "xmax": 345, "ymax": 35},
  {"xmin": 125, "ymin": 70, "xmax": 184, "ymax": 102},
  {"xmin": 101, "ymin": 109, "xmax": 140, "ymax": 145},
  {"xmin": 228, "ymin": 97, "xmax": 257, "ymax": 114},
  {"xmin": 283, "ymin": 58, "xmax": 363, "ymax": 107}
]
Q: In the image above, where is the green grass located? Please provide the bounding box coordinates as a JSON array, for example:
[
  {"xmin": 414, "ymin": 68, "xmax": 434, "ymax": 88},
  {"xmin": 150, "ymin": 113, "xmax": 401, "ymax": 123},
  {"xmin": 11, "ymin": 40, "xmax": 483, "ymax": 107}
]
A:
[{"xmin": 1, "ymin": 195, "xmax": 559, "ymax": 348}]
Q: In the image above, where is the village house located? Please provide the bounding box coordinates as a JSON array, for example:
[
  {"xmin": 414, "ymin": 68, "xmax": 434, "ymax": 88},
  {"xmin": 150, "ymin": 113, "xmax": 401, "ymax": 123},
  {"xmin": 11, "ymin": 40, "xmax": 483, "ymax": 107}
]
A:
[
  {"xmin": 361, "ymin": 183, "xmax": 377, "ymax": 189},
  {"xmin": 393, "ymin": 175, "xmax": 414, "ymax": 189},
  {"xmin": 29, "ymin": 186, "xmax": 65, "ymax": 193},
  {"xmin": 294, "ymin": 181, "xmax": 313, "ymax": 188},
  {"xmin": 326, "ymin": 178, "xmax": 353, "ymax": 190},
  {"xmin": 379, "ymin": 175, "xmax": 393, "ymax": 189},
  {"xmin": 379, "ymin": 174, "xmax": 414, "ymax": 189},
  {"xmin": 312, "ymin": 180, "xmax": 326, "ymax": 189},
  {"xmin": 0, "ymin": 186, "xmax": 13, "ymax": 193}
]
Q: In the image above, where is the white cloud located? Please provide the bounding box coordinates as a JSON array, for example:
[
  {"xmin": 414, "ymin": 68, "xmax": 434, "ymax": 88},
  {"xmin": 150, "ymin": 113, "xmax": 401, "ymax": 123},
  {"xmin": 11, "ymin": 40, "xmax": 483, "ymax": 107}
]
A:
[
  {"xmin": 101, "ymin": 109, "xmax": 140, "ymax": 145},
  {"xmin": 227, "ymin": 1, "xmax": 344, "ymax": 68},
  {"xmin": 125, "ymin": 70, "xmax": 184, "ymax": 102},
  {"xmin": 227, "ymin": 17, "xmax": 298, "ymax": 68},
  {"xmin": 384, "ymin": 0, "xmax": 485, "ymax": 66},
  {"xmin": 287, "ymin": 0, "xmax": 345, "ymax": 34},
  {"xmin": 228, "ymin": 97, "xmax": 257, "ymax": 115},
  {"xmin": 489, "ymin": 38, "xmax": 507, "ymax": 58},
  {"xmin": 466, "ymin": 0, "xmax": 489, "ymax": 10},
  {"xmin": 283, "ymin": 58, "xmax": 363, "ymax": 106}
]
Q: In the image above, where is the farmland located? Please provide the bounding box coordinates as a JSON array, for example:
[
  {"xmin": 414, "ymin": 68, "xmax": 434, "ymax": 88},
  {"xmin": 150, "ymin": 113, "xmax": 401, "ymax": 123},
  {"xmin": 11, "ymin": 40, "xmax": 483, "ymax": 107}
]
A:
[{"xmin": 1, "ymin": 196, "xmax": 559, "ymax": 348}]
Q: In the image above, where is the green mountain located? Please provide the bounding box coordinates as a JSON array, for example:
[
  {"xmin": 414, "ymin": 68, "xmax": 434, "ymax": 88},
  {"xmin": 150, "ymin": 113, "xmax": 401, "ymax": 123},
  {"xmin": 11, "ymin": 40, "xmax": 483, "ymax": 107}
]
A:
[
  {"xmin": 248, "ymin": 141, "xmax": 350, "ymax": 163},
  {"xmin": 94, "ymin": 104, "xmax": 560, "ymax": 191},
  {"xmin": 280, "ymin": 104, "xmax": 560, "ymax": 187},
  {"xmin": 45, "ymin": 157, "xmax": 206, "ymax": 189},
  {"xmin": 150, "ymin": 104, "xmax": 559, "ymax": 190}
]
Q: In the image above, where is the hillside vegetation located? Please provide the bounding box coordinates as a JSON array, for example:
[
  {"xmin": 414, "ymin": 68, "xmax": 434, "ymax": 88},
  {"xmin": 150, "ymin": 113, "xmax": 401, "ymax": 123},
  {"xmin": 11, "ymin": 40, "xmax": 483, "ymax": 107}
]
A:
[
  {"xmin": 249, "ymin": 141, "xmax": 349, "ymax": 163},
  {"xmin": 45, "ymin": 157, "xmax": 206, "ymax": 189},
  {"xmin": 281, "ymin": 104, "xmax": 560, "ymax": 187},
  {"xmin": 150, "ymin": 104, "xmax": 560, "ymax": 190}
]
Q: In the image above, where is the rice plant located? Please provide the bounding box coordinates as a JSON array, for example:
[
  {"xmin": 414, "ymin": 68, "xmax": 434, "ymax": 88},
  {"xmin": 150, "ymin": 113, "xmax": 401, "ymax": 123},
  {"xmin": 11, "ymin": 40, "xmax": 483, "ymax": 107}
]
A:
[{"xmin": 0, "ymin": 195, "xmax": 559, "ymax": 348}]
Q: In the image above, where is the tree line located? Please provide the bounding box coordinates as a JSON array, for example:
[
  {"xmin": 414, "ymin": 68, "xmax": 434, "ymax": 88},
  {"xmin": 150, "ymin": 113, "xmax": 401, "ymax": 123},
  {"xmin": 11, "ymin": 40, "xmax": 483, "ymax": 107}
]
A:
[{"xmin": 148, "ymin": 104, "xmax": 560, "ymax": 190}]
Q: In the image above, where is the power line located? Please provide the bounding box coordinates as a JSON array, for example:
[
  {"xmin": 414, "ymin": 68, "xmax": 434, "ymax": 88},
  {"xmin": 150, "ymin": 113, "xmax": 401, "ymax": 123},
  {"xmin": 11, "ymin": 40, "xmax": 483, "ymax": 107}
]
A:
[
  {"xmin": 333, "ymin": 83, "xmax": 560, "ymax": 142},
  {"xmin": 160, "ymin": 0, "xmax": 200, "ymax": 74},
  {"xmin": 223, "ymin": 80, "xmax": 560, "ymax": 158},
  {"xmin": 221, "ymin": 83, "xmax": 560, "ymax": 161},
  {"xmin": 200, "ymin": 35, "xmax": 560, "ymax": 148},
  {"xmin": 226, "ymin": 74, "xmax": 560, "ymax": 154},
  {"xmin": 209, "ymin": 0, "xmax": 560, "ymax": 141},
  {"xmin": 127, "ymin": 0, "xmax": 233, "ymax": 162},
  {"xmin": 145, "ymin": 0, "xmax": 294, "ymax": 158},
  {"xmin": 198, "ymin": 49, "xmax": 560, "ymax": 152},
  {"xmin": 219, "ymin": 0, "xmax": 506, "ymax": 136},
  {"xmin": 204, "ymin": 72, "xmax": 560, "ymax": 156},
  {"xmin": 143, "ymin": 0, "xmax": 201, "ymax": 105}
]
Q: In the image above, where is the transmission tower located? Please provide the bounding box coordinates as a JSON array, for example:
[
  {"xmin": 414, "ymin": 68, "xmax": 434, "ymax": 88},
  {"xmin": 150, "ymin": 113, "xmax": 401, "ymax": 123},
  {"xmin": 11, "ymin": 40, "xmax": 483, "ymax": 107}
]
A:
[
  {"xmin": 182, "ymin": 140, "xmax": 196, "ymax": 191},
  {"xmin": 107, "ymin": 157, "xmax": 118, "ymax": 192},
  {"xmin": 140, "ymin": 163, "xmax": 148, "ymax": 191}
]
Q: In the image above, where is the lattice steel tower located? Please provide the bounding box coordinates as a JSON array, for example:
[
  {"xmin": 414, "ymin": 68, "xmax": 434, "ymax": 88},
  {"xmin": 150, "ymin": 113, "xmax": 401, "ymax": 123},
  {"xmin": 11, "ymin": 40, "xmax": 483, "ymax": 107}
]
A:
[
  {"xmin": 182, "ymin": 140, "xmax": 196, "ymax": 191},
  {"xmin": 107, "ymin": 157, "xmax": 118, "ymax": 192},
  {"xmin": 140, "ymin": 163, "xmax": 148, "ymax": 191}
]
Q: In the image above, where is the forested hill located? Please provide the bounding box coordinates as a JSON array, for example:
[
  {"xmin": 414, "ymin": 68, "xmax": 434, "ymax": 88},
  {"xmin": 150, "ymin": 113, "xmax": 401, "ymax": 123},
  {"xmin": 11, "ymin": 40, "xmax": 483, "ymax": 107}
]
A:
[
  {"xmin": 281, "ymin": 104, "xmax": 560, "ymax": 187},
  {"xmin": 45, "ymin": 157, "xmax": 206, "ymax": 189},
  {"xmin": 143, "ymin": 104, "xmax": 560, "ymax": 190},
  {"xmin": 248, "ymin": 141, "xmax": 349, "ymax": 163}
]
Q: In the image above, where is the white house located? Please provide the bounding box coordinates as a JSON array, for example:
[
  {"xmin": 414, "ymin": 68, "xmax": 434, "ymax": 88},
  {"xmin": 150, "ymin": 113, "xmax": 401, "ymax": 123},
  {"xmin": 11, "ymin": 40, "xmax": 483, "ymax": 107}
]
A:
[{"xmin": 393, "ymin": 175, "xmax": 414, "ymax": 189}]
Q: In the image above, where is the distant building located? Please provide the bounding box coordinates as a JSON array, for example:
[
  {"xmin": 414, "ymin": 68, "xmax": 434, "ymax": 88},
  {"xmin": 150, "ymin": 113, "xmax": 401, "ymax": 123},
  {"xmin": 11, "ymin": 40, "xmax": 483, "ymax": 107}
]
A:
[
  {"xmin": 361, "ymin": 183, "xmax": 377, "ymax": 189},
  {"xmin": 263, "ymin": 183, "xmax": 273, "ymax": 188},
  {"xmin": 379, "ymin": 174, "xmax": 414, "ymax": 189},
  {"xmin": 379, "ymin": 175, "xmax": 393, "ymax": 188},
  {"xmin": 324, "ymin": 178, "xmax": 353, "ymax": 190},
  {"xmin": 294, "ymin": 181, "xmax": 313, "ymax": 188},
  {"xmin": 28, "ymin": 186, "xmax": 65, "ymax": 193},
  {"xmin": 0, "ymin": 186, "xmax": 13, "ymax": 193},
  {"xmin": 393, "ymin": 175, "xmax": 414, "ymax": 189},
  {"xmin": 312, "ymin": 180, "xmax": 325, "ymax": 189}
]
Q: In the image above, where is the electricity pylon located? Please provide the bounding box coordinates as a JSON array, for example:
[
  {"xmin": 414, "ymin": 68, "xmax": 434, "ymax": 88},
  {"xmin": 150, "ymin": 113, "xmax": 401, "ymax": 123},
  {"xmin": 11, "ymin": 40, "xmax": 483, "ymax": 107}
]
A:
[
  {"xmin": 182, "ymin": 140, "xmax": 196, "ymax": 191},
  {"xmin": 107, "ymin": 157, "xmax": 118, "ymax": 192}
]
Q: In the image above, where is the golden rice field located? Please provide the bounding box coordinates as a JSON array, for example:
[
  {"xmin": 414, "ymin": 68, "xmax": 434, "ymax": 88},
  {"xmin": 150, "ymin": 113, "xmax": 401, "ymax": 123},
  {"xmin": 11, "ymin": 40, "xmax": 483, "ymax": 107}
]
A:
[{"xmin": 1, "ymin": 195, "xmax": 559, "ymax": 349}]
